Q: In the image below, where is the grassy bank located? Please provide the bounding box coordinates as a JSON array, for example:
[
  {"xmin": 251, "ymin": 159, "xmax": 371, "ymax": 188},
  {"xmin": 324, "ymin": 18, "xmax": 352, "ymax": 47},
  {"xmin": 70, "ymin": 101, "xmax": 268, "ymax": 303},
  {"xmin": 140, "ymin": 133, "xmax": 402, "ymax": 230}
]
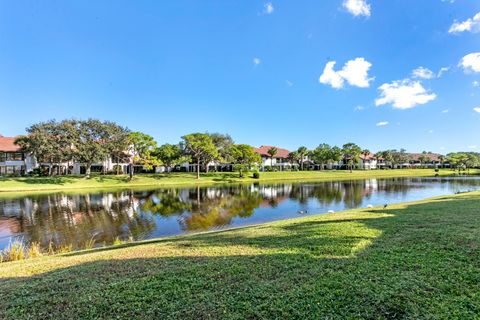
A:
[
  {"xmin": 0, "ymin": 169, "xmax": 475, "ymax": 193},
  {"xmin": 0, "ymin": 192, "xmax": 479, "ymax": 319}
]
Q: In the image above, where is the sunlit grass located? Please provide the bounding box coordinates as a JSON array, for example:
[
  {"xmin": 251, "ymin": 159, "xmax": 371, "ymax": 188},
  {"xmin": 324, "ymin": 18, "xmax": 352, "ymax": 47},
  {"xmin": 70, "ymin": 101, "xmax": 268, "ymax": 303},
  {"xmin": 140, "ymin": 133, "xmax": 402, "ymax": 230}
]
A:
[{"xmin": 0, "ymin": 168, "xmax": 474, "ymax": 194}]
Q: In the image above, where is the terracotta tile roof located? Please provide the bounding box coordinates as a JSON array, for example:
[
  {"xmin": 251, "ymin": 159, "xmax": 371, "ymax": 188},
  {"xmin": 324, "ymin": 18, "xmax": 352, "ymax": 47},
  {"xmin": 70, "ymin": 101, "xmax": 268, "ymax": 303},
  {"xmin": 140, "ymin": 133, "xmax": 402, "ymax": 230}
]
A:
[
  {"xmin": 0, "ymin": 137, "xmax": 21, "ymax": 152},
  {"xmin": 359, "ymin": 152, "xmax": 377, "ymax": 160},
  {"xmin": 254, "ymin": 146, "xmax": 290, "ymax": 158}
]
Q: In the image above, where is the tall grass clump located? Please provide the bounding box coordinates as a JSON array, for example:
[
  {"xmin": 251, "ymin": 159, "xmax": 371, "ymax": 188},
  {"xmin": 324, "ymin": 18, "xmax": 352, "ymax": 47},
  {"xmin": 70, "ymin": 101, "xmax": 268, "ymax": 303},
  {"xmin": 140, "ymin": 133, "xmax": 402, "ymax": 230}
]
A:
[{"xmin": 1, "ymin": 240, "xmax": 26, "ymax": 262}]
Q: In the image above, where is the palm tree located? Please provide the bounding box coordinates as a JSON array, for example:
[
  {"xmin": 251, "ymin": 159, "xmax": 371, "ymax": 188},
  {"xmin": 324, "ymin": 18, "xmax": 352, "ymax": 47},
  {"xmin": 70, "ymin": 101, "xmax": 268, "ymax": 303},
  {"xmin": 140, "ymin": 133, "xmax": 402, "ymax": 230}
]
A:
[
  {"xmin": 267, "ymin": 147, "xmax": 278, "ymax": 170},
  {"xmin": 361, "ymin": 149, "xmax": 370, "ymax": 170},
  {"xmin": 297, "ymin": 146, "xmax": 308, "ymax": 171}
]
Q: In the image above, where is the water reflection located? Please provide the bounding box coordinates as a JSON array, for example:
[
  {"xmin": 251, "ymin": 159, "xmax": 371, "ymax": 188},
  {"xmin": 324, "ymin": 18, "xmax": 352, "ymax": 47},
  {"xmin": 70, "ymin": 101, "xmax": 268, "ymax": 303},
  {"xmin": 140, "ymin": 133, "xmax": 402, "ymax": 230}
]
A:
[{"xmin": 1, "ymin": 177, "xmax": 479, "ymax": 251}]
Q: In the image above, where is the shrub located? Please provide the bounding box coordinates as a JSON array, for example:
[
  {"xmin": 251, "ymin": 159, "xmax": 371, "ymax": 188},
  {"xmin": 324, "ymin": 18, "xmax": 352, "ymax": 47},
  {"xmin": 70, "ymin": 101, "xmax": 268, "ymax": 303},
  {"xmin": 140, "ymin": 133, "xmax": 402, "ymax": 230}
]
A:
[
  {"xmin": 434, "ymin": 168, "xmax": 439, "ymax": 172},
  {"xmin": 253, "ymin": 172, "xmax": 260, "ymax": 179}
]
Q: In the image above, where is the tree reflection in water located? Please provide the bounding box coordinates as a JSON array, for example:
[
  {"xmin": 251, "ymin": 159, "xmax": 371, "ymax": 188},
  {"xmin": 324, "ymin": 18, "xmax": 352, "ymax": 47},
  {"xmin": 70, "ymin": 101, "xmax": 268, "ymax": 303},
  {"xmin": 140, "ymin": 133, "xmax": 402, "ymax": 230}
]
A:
[{"xmin": 1, "ymin": 177, "xmax": 480, "ymax": 251}]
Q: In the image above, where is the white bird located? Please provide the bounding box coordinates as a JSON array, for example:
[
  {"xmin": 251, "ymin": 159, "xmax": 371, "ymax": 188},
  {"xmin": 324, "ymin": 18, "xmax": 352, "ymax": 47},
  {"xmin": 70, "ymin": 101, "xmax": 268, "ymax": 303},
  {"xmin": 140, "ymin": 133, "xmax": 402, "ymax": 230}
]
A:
[
  {"xmin": 366, "ymin": 204, "xmax": 373, "ymax": 208},
  {"xmin": 328, "ymin": 210, "xmax": 335, "ymax": 214}
]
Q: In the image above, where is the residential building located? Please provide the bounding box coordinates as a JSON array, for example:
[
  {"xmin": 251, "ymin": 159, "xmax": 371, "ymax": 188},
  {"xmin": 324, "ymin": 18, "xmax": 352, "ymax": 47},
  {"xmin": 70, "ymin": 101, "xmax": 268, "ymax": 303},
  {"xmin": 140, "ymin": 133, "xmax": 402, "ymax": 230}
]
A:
[
  {"xmin": 254, "ymin": 146, "xmax": 293, "ymax": 171},
  {"xmin": 0, "ymin": 136, "xmax": 36, "ymax": 175}
]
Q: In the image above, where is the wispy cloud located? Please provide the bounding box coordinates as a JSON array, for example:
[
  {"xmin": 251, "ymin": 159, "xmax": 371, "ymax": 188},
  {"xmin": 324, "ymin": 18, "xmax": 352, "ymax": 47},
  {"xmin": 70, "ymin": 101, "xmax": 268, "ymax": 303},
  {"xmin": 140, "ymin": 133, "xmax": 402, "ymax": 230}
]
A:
[
  {"xmin": 460, "ymin": 52, "xmax": 480, "ymax": 73},
  {"xmin": 343, "ymin": 0, "xmax": 371, "ymax": 17},
  {"xmin": 437, "ymin": 67, "xmax": 450, "ymax": 78},
  {"xmin": 412, "ymin": 67, "xmax": 435, "ymax": 79},
  {"xmin": 473, "ymin": 107, "xmax": 480, "ymax": 113},
  {"xmin": 285, "ymin": 80, "xmax": 293, "ymax": 87},
  {"xmin": 376, "ymin": 121, "xmax": 389, "ymax": 126},
  {"xmin": 468, "ymin": 145, "xmax": 477, "ymax": 149},
  {"xmin": 319, "ymin": 57, "xmax": 373, "ymax": 89},
  {"xmin": 473, "ymin": 80, "xmax": 479, "ymax": 87},
  {"xmin": 354, "ymin": 105, "xmax": 365, "ymax": 111},
  {"xmin": 263, "ymin": 2, "xmax": 274, "ymax": 14},
  {"xmin": 375, "ymin": 79, "xmax": 436, "ymax": 109},
  {"xmin": 449, "ymin": 12, "xmax": 480, "ymax": 34},
  {"xmin": 441, "ymin": 109, "xmax": 449, "ymax": 113},
  {"xmin": 253, "ymin": 57, "xmax": 261, "ymax": 66}
]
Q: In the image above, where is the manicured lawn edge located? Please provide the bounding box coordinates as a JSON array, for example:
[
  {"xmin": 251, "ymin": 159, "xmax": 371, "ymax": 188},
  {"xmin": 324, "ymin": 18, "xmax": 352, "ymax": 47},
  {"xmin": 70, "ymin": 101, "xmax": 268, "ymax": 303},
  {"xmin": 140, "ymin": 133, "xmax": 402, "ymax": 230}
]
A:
[{"xmin": 0, "ymin": 169, "xmax": 475, "ymax": 194}]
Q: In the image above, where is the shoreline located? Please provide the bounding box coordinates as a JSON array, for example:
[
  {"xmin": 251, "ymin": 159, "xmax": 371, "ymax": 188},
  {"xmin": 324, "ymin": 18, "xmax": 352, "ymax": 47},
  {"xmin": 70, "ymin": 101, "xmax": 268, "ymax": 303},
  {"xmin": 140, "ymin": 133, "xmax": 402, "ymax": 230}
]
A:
[{"xmin": 0, "ymin": 169, "xmax": 475, "ymax": 195}]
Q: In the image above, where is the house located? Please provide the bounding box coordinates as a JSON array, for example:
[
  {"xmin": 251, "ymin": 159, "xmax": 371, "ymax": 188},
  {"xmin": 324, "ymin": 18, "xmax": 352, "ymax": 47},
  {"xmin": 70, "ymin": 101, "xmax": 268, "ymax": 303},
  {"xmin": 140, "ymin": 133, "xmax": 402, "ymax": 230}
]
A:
[
  {"xmin": 359, "ymin": 152, "xmax": 379, "ymax": 170},
  {"xmin": 0, "ymin": 136, "xmax": 36, "ymax": 175},
  {"xmin": 254, "ymin": 146, "xmax": 293, "ymax": 171}
]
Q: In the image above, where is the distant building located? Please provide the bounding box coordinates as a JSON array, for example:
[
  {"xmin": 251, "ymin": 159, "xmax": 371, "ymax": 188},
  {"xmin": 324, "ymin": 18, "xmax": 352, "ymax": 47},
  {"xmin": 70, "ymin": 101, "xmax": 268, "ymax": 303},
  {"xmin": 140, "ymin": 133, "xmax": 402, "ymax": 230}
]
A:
[
  {"xmin": 0, "ymin": 136, "xmax": 36, "ymax": 175},
  {"xmin": 254, "ymin": 146, "xmax": 294, "ymax": 171}
]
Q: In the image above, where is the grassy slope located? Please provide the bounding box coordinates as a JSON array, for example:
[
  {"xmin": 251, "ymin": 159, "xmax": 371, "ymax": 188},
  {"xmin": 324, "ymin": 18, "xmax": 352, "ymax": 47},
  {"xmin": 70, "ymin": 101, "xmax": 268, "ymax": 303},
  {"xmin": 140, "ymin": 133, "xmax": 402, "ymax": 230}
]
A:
[
  {"xmin": 0, "ymin": 169, "xmax": 474, "ymax": 193},
  {"xmin": 0, "ymin": 192, "xmax": 479, "ymax": 319}
]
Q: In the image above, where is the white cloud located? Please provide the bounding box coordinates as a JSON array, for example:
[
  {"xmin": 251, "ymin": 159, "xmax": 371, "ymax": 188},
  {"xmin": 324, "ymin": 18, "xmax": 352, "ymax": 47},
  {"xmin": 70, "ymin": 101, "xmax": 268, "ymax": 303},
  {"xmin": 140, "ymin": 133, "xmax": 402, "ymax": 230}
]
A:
[
  {"xmin": 473, "ymin": 80, "xmax": 479, "ymax": 87},
  {"xmin": 460, "ymin": 52, "xmax": 480, "ymax": 73},
  {"xmin": 263, "ymin": 2, "xmax": 274, "ymax": 14},
  {"xmin": 428, "ymin": 129, "xmax": 434, "ymax": 134},
  {"xmin": 354, "ymin": 105, "xmax": 365, "ymax": 111},
  {"xmin": 468, "ymin": 145, "xmax": 477, "ymax": 149},
  {"xmin": 441, "ymin": 109, "xmax": 449, "ymax": 113},
  {"xmin": 437, "ymin": 67, "xmax": 450, "ymax": 78},
  {"xmin": 449, "ymin": 12, "xmax": 480, "ymax": 34},
  {"xmin": 412, "ymin": 67, "xmax": 435, "ymax": 79},
  {"xmin": 253, "ymin": 57, "xmax": 261, "ymax": 66},
  {"xmin": 343, "ymin": 0, "xmax": 371, "ymax": 17},
  {"xmin": 286, "ymin": 80, "xmax": 293, "ymax": 87},
  {"xmin": 473, "ymin": 107, "xmax": 480, "ymax": 113},
  {"xmin": 375, "ymin": 79, "xmax": 437, "ymax": 109},
  {"xmin": 319, "ymin": 58, "xmax": 373, "ymax": 89},
  {"xmin": 376, "ymin": 121, "xmax": 388, "ymax": 126}
]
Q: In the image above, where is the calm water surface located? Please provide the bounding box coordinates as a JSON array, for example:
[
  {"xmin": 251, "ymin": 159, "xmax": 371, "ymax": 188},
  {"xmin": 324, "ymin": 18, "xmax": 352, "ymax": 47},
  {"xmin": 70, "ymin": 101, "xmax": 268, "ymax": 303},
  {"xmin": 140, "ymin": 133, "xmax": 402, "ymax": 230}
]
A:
[{"xmin": 1, "ymin": 176, "xmax": 480, "ymax": 251}]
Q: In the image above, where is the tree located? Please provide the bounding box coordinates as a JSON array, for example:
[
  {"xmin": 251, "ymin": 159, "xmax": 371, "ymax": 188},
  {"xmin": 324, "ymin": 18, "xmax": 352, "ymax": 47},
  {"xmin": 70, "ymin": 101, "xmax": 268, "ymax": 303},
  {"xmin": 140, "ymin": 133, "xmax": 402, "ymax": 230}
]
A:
[
  {"xmin": 312, "ymin": 144, "xmax": 331, "ymax": 170},
  {"xmin": 103, "ymin": 122, "xmax": 130, "ymax": 175},
  {"xmin": 361, "ymin": 149, "xmax": 370, "ymax": 170},
  {"xmin": 202, "ymin": 133, "xmax": 231, "ymax": 172},
  {"xmin": 287, "ymin": 151, "xmax": 300, "ymax": 169},
  {"xmin": 128, "ymin": 132, "xmax": 158, "ymax": 180},
  {"xmin": 74, "ymin": 119, "xmax": 111, "ymax": 178},
  {"xmin": 297, "ymin": 146, "xmax": 308, "ymax": 171},
  {"xmin": 329, "ymin": 146, "xmax": 343, "ymax": 169},
  {"xmin": 267, "ymin": 147, "xmax": 278, "ymax": 169},
  {"xmin": 153, "ymin": 144, "xmax": 188, "ymax": 173},
  {"xmin": 342, "ymin": 143, "xmax": 362, "ymax": 172},
  {"xmin": 229, "ymin": 144, "xmax": 261, "ymax": 177},
  {"xmin": 182, "ymin": 133, "xmax": 219, "ymax": 179}
]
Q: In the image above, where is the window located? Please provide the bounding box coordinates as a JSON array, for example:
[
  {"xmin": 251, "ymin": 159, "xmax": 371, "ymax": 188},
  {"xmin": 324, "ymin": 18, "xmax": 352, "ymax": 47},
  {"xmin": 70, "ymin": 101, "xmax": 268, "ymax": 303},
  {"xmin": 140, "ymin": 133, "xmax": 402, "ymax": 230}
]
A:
[{"xmin": 6, "ymin": 153, "xmax": 24, "ymax": 161}]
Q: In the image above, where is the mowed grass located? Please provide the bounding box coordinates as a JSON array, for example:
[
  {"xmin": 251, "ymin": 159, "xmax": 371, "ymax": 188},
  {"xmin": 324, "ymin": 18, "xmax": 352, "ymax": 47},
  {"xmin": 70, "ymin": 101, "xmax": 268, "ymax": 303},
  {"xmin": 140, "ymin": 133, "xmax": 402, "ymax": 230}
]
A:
[
  {"xmin": 0, "ymin": 168, "xmax": 474, "ymax": 193},
  {"xmin": 0, "ymin": 192, "xmax": 479, "ymax": 319}
]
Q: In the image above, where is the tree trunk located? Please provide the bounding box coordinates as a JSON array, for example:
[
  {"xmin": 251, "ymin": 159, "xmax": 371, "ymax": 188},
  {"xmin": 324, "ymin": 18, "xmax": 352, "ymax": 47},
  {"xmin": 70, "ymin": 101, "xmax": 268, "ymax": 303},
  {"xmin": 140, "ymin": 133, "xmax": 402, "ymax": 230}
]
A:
[
  {"xmin": 129, "ymin": 161, "xmax": 133, "ymax": 180},
  {"xmin": 86, "ymin": 164, "xmax": 92, "ymax": 178},
  {"xmin": 197, "ymin": 158, "xmax": 200, "ymax": 179}
]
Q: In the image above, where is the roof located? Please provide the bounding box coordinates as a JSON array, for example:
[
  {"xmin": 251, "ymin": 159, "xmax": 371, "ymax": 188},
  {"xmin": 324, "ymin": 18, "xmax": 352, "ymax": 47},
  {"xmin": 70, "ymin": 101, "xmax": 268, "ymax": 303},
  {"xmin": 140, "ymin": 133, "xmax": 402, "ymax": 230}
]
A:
[
  {"xmin": 408, "ymin": 153, "xmax": 442, "ymax": 162},
  {"xmin": 254, "ymin": 146, "xmax": 290, "ymax": 158},
  {"xmin": 359, "ymin": 152, "xmax": 378, "ymax": 160},
  {"xmin": 0, "ymin": 137, "xmax": 21, "ymax": 152}
]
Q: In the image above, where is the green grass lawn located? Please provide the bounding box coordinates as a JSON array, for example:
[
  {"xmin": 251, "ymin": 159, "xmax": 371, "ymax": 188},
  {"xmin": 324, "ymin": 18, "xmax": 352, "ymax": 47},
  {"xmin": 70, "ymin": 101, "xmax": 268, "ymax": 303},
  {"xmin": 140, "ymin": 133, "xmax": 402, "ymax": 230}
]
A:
[
  {"xmin": 0, "ymin": 192, "xmax": 479, "ymax": 319},
  {"xmin": 0, "ymin": 168, "xmax": 474, "ymax": 193}
]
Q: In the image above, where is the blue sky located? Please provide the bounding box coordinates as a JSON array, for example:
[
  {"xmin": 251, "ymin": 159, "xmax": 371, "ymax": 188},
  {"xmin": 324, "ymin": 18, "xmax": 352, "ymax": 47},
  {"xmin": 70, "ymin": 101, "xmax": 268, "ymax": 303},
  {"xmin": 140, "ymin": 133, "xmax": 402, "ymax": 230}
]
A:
[{"xmin": 0, "ymin": 0, "xmax": 479, "ymax": 153}]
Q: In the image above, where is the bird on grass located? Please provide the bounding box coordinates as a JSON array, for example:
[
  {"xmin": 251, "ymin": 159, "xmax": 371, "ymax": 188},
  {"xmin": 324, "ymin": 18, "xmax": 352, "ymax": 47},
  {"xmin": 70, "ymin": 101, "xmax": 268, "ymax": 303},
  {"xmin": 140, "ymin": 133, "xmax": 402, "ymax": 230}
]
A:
[
  {"xmin": 366, "ymin": 204, "xmax": 373, "ymax": 208},
  {"xmin": 383, "ymin": 204, "xmax": 388, "ymax": 209},
  {"xmin": 328, "ymin": 210, "xmax": 335, "ymax": 214}
]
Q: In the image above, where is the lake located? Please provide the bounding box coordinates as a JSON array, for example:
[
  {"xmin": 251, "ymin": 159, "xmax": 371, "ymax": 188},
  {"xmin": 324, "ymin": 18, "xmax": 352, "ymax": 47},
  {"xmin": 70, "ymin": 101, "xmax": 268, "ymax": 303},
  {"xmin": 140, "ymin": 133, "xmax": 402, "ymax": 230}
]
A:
[{"xmin": 1, "ymin": 176, "xmax": 479, "ymax": 251}]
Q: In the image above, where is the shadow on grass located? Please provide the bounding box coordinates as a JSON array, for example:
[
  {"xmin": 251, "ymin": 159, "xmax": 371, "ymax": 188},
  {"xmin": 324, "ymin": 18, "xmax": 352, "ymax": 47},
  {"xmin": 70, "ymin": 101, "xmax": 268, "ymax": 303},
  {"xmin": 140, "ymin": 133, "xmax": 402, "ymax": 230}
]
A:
[{"xmin": 1, "ymin": 196, "xmax": 479, "ymax": 319}]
